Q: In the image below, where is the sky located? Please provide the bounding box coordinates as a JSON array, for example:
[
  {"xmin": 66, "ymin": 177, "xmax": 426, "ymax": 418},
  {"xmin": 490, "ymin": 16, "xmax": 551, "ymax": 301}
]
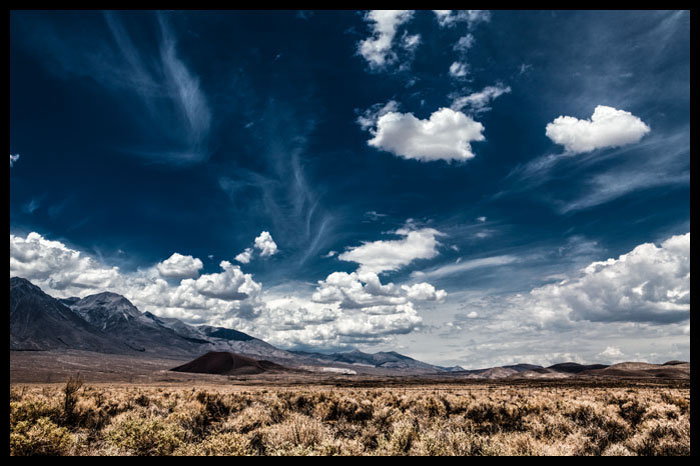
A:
[{"xmin": 9, "ymin": 10, "xmax": 690, "ymax": 368}]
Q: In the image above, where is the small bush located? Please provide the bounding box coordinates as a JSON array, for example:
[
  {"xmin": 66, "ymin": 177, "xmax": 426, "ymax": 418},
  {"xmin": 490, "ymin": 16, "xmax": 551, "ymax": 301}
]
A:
[
  {"xmin": 10, "ymin": 417, "xmax": 74, "ymax": 456},
  {"xmin": 105, "ymin": 413, "xmax": 185, "ymax": 455}
]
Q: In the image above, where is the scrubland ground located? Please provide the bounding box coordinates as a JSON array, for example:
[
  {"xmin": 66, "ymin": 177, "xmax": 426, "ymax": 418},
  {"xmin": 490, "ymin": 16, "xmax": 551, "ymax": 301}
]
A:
[{"xmin": 9, "ymin": 380, "xmax": 690, "ymax": 456}]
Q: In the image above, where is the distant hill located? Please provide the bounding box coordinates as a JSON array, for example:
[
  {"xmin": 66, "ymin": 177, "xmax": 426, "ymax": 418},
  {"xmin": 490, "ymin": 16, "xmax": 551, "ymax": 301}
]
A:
[
  {"xmin": 547, "ymin": 362, "xmax": 609, "ymax": 374},
  {"xmin": 171, "ymin": 351, "xmax": 297, "ymax": 375},
  {"xmin": 580, "ymin": 362, "xmax": 690, "ymax": 379}
]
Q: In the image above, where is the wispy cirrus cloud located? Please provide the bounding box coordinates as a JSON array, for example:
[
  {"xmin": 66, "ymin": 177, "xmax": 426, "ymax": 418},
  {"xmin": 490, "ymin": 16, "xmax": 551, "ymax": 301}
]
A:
[
  {"xmin": 13, "ymin": 11, "xmax": 211, "ymax": 166},
  {"xmin": 104, "ymin": 11, "xmax": 211, "ymax": 164},
  {"xmin": 410, "ymin": 255, "xmax": 518, "ymax": 281}
]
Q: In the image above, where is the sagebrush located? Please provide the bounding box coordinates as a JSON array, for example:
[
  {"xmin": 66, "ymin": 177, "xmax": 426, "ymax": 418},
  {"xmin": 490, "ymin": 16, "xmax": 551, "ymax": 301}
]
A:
[{"xmin": 9, "ymin": 382, "xmax": 690, "ymax": 456}]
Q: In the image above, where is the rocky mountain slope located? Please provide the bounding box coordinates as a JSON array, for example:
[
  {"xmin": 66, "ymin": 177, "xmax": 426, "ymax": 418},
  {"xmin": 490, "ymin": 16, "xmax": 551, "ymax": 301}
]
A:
[{"xmin": 10, "ymin": 277, "xmax": 130, "ymax": 353}]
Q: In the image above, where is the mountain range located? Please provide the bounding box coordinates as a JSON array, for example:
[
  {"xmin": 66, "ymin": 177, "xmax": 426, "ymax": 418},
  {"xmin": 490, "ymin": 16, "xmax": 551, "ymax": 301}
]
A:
[{"xmin": 9, "ymin": 277, "xmax": 690, "ymax": 379}]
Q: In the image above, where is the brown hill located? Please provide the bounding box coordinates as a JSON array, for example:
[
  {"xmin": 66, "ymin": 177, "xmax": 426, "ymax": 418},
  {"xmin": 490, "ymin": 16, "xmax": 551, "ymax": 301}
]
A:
[
  {"xmin": 170, "ymin": 351, "xmax": 297, "ymax": 376},
  {"xmin": 581, "ymin": 361, "xmax": 690, "ymax": 379}
]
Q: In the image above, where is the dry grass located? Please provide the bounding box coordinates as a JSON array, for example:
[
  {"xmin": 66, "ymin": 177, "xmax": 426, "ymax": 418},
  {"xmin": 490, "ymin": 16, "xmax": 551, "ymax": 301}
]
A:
[{"xmin": 9, "ymin": 381, "xmax": 690, "ymax": 456}]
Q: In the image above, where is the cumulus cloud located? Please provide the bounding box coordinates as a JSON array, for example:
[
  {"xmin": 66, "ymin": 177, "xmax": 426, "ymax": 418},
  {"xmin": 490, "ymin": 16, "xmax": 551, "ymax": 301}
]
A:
[
  {"xmin": 356, "ymin": 101, "xmax": 400, "ymax": 131},
  {"xmin": 545, "ymin": 105, "xmax": 651, "ymax": 154},
  {"xmin": 521, "ymin": 233, "xmax": 689, "ymax": 325},
  {"xmin": 252, "ymin": 270, "xmax": 445, "ymax": 348},
  {"xmin": 188, "ymin": 260, "xmax": 260, "ymax": 301},
  {"xmin": 401, "ymin": 282, "xmax": 447, "ymax": 302},
  {"xmin": 599, "ymin": 345, "xmax": 624, "ymax": 361},
  {"xmin": 401, "ymin": 32, "xmax": 421, "ymax": 52},
  {"xmin": 235, "ymin": 248, "xmax": 253, "ymax": 264},
  {"xmin": 357, "ymin": 10, "xmax": 414, "ymax": 69},
  {"xmin": 339, "ymin": 226, "xmax": 442, "ymax": 274},
  {"xmin": 155, "ymin": 252, "xmax": 203, "ymax": 280},
  {"xmin": 254, "ymin": 231, "xmax": 278, "ymax": 257},
  {"xmin": 433, "ymin": 10, "xmax": 491, "ymax": 28},
  {"xmin": 9, "ymin": 232, "xmax": 263, "ymax": 324},
  {"xmin": 10, "ymin": 154, "xmax": 20, "ymax": 167},
  {"xmin": 448, "ymin": 61, "xmax": 469, "ymax": 79},
  {"xmin": 255, "ymin": 268, "xmax": 446, "ymax": 350},
  {"xmin": 9, "ymin": 230, "xmax": 446, "ymax": 348},
  {"xmin": 365, "ymin": 107, "xmax": 485, "ymax": 162},
  {"xmin": 10, "ymin": 232, "xmax": 122, "ymax": 293},
  {"xmin": 453, "ymin": 34, "xmax": 475, "ymax": 52},
  {"xmin": 451, "ymin": 84, "xmax": 511, "ymax": 114}
]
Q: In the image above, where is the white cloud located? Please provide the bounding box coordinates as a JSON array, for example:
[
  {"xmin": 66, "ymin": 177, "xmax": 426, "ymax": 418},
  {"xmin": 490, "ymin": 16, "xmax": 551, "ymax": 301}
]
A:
[
  {"xmin": 599, "ymin": 345, "xmax": 624, "ymax": 361},
  {"xmin": 433, "ymin": 10, "xmax": 490, "ymax": 28},
  {"xmin": 357, "ymin": 10, "xmax": 414, "ymax": 69},
  {"xmin": 322, "ymin": 250, "xmax": 337, "ymax": 258},
  {"xmin": 366, "ymin": 107, "xmax": 485, "ymax": 162},
  {"xmin": 339, "ymin": 226, "xmax": 442, "ymax": 274},
  {"xmin": 9, "ymin": 230, "xmax": 445, "ymax": 348},
  {"xmin": 451, "ymin": 84, "xmax": 511, "ymax": 113},
  {"xmin": 545, "ymin": 105, "xmax": 651, "ymax": 154},
  {"xmin": 252, "ymin": 267, "xmax": 447, "ymax": 350},
  {"xmin": 401, "ymin": 32, "xmax": 421, "ymax": 52},
  {"xmin": 449, "ymin": 61, "xmax": 469, "ymax": 78},
  {"xmin": 10, "ymin": 232, "xmax": 263, "ymax": 324},
  {"xmin": 521, "ymin": 233, "xmax": 689, "ymax": 325},
  {"xmin": 257, "ymin": 270, "xmax": 445, "ymax": 348},
  {"xmin": 235, "ymin": 247, "xmax": 253, "ymax": 264},
  {"xmin": 401, "ymin": 282, "xmax": 447, "ymax": 302},
  {"xmin": 155, "ymin": 252, "xmax": 203, "ymax": 280},
  {"xmin": 10, "ymin": 232, "xmax": 122, "ymax": 294},
  {"xmin": 453, "ymin": 34, "xmax": 475, "ymax": 52},
  {"xmin": 356, "ymin": 101, "xmax": 400, "ymax": 131},
  {"xmin": 189, "ymin": 260, "xmax": 261, "ymax": 301},
  {"xmin": 10, "ymin": 154, "xmax": 20, "ymax": 167},
  {"xmin": 476, "ymin": 216, "xmax": 487, "ymax": 222},
  {"xmin": 254, "ymin": 231, "xmax": 278, "ymax": 257}
]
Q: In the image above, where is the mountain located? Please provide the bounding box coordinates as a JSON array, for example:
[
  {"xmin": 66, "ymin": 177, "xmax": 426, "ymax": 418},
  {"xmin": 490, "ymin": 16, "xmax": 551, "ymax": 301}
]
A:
[
  {"xmin": 171, "ymin": 351, "xmax": 300, "ymax": 376},
  {"xmin": 66, "ymin": 292, "xmax": 211, "ymax": 357},
  {"xmin": 10, "ymin": 277, "xmax": 130, "ymax": 353},
  {"xmin": 290, "ymin": 349, "xmax": 447, "ymax": 373},
  {"xmin": 9, "ymin": 277, "xmax": 312, "ymax": 364}
]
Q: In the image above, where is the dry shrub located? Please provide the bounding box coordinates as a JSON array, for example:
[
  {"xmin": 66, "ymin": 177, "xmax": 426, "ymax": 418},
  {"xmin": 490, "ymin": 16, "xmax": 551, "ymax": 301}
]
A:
[
  {"xmin": 105, "ymin": 411, "xmax": 185, "ymax": 455},
  {"xmin": 173, "ymin": 431, "xmax": 249, "ymax": 456},
  {"xmin": 625, "ymin": 418, "xmax": 690, "ymax": 456},
  {"xmin": 261, "ymin": 412, "xmax": 332, "ymax": 455},
  {"xmin": 7, "ymin": 383, "xmax": 690, "ymax": 456},
  {"xmin": 10, "ymin": 417, "xmax": 74, "ymax": 456}
]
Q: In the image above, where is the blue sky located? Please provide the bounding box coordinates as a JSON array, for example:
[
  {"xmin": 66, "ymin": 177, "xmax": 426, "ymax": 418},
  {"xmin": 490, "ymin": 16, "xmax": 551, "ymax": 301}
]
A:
[{"xmin": 10, "ymin": 10, "xmax": 690, "ymax": 367}]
